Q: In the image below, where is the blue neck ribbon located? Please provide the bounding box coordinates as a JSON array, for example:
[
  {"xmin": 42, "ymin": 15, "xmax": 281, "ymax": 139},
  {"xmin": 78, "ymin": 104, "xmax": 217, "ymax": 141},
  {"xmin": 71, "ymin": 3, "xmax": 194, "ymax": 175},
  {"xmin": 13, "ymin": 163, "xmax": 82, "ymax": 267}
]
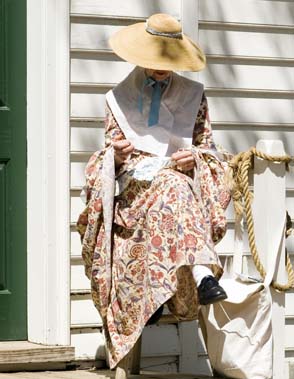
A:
[{"xmin": 138, "ymin": 77, "xmax": 169, "ymax": 127}]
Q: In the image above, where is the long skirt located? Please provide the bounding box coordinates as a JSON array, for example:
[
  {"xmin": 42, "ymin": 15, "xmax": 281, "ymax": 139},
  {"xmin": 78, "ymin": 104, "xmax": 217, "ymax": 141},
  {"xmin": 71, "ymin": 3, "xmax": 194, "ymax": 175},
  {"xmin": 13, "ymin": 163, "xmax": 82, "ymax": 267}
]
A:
[{"xmin": 78, "ymin": 151, "xmax": 229, "ymax": 367}]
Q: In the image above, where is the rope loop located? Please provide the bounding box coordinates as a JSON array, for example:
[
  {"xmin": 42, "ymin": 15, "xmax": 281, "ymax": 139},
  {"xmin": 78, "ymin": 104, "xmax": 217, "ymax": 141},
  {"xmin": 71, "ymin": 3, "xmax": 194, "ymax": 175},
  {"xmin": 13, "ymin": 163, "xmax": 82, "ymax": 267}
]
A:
[{"xmin": 228, "ymin": 148, "xmax": 294, "ymax": 291}]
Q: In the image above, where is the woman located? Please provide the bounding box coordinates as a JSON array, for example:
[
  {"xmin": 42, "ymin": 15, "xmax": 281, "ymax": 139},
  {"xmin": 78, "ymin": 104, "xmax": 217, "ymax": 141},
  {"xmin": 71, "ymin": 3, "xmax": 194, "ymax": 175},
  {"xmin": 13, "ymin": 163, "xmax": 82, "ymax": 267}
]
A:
[{"xmin": 77, "ymin": 13, "xmax": 231, "ymax": 369}]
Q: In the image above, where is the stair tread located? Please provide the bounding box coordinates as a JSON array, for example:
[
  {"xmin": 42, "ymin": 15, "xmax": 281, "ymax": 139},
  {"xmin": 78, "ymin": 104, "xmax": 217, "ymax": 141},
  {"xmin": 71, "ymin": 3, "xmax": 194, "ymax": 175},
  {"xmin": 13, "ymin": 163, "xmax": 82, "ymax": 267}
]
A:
[
  {"xmin": 0, "ymin": 342, "xmax": 74, "ymax": 364},
  {"xmin": 0, "ymin": 369, "xmax": 223, "ymax": 378}
]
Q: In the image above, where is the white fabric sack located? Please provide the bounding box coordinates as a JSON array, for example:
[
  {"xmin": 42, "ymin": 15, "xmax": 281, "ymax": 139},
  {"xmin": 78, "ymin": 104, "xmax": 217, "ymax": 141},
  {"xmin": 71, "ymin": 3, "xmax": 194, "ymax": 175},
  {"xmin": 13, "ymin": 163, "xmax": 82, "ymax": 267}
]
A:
[
  {"xmin": 200, "ymin": 218, "xmax": 285, "ymax": 379},
  {"xmin": 201, "ymin": 279, "xmax": 272, "ymax": 379}
]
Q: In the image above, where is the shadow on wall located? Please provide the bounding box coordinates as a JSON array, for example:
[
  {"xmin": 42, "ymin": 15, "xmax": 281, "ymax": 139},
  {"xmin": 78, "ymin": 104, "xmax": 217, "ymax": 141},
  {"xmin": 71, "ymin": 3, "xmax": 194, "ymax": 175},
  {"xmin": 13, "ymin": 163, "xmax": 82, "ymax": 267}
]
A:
[
  {"xmin": 199, "ymin": 0, "xmax": 294, "ymax": 155},
  {"xmin": 70, "ymin": 0, "xmax": 294, "ymax": 167}
]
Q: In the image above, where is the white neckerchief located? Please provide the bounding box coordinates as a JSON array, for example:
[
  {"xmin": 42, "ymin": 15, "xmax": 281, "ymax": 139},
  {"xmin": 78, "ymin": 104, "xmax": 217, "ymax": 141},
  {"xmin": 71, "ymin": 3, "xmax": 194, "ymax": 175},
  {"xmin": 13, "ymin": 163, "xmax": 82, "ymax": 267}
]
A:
[{"xmin": 106, "ymin": 67, "xmax": 204, "ymax": 157}]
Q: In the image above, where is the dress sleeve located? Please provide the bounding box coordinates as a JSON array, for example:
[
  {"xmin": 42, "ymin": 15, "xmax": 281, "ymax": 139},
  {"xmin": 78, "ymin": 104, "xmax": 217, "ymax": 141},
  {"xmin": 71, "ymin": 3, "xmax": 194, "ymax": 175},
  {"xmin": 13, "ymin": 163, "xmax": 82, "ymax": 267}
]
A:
[
  {"xmin": 104, "ymin": 102, "xmax": 126, "ymax": 148},
  {"xmin": 192, "ymin": 93, "xmax": 216, "ymax": 150}
]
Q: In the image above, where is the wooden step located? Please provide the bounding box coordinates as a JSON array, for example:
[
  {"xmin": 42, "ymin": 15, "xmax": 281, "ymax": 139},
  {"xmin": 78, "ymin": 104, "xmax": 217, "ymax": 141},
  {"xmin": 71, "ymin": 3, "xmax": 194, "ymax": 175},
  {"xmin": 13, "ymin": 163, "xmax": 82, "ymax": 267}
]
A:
[
  {"xmin": 0, "ymin": 341, "xmax": 75, "ymax": 365},
  {"xmin": 0, "ymin": 369, "xmax": 223, "ymax": 378}
]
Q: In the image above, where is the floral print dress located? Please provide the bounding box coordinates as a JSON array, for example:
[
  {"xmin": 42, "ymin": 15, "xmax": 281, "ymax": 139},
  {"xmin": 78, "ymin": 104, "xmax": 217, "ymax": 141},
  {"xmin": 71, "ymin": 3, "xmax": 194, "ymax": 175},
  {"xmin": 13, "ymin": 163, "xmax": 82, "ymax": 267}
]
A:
[{"xmin": 77, "ymin": 93, "xmax": 231, "ymax": 368}]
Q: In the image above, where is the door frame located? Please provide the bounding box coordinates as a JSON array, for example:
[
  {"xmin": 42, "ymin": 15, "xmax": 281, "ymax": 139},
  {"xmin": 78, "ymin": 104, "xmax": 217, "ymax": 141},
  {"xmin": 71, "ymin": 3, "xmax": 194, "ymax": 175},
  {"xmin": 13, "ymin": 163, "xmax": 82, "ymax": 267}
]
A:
[
  {"xmin": 0, "ymin": 0, "xmax": 27, "ymax": 340},
  {"xmin": 27, "ymin": 0, "xmax": 70, "ymax": 345}
]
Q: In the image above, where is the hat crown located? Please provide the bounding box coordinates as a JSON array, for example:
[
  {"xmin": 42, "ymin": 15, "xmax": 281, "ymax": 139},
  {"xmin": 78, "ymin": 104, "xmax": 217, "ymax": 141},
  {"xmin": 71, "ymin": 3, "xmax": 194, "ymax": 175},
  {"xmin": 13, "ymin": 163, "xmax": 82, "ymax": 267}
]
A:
[
  {"xmin": 109, "ymin": 12, "xmax": 206, "ymax": 72},
  {"xmin": 147, "ymin": 13, "xmax": 182, "ymax": 34}
]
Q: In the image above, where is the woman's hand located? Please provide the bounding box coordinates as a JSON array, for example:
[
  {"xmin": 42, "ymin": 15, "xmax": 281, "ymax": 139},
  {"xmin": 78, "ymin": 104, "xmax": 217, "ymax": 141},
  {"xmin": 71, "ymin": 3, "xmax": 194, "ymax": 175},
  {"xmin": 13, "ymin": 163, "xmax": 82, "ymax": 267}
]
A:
[
  {"xmin": 112, "ymin": 139, "xmax": 135, "ymax": 167},
  {"xmin": 171, "ymin": 150, "xmax": 195, "ymax": 172}
]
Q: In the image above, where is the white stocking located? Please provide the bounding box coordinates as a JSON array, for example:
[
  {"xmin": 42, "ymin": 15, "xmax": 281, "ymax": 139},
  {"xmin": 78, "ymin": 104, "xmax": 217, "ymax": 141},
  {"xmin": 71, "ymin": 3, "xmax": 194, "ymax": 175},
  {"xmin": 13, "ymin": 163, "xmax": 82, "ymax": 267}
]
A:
[{"xmin": 192, "ymin": 264, "xmax": 214, "ymax": 287}]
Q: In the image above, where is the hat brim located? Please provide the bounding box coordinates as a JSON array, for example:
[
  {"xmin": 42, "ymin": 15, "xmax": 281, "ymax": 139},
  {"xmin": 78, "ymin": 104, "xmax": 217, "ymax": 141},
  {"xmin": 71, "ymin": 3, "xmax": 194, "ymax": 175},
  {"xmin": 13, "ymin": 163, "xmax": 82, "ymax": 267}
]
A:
[{"xmin": 109, "ymin": 22, "xmax": 206, "ymax": 72}]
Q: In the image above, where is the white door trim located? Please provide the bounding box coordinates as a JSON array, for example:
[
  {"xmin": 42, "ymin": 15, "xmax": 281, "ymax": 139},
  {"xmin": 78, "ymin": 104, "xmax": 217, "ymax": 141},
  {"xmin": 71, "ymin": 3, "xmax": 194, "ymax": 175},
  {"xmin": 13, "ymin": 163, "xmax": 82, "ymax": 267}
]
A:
[{"xmin": 27, "ymin": 0, "xmax": 70, "ymax": 345}]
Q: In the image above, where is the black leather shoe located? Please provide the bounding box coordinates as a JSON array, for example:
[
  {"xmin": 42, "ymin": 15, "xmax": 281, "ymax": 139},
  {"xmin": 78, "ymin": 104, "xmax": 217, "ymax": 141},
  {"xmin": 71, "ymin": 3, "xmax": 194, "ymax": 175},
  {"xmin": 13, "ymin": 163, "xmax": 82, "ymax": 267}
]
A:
[{"xmin": 198, "ymin": 275, "xmax": 227, "ymax": 305}]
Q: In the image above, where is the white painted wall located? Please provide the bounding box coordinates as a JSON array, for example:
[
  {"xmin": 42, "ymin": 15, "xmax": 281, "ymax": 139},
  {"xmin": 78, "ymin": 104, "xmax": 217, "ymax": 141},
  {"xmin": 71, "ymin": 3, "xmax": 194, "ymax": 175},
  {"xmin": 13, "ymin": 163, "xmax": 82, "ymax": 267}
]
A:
[{"xmin": 69, "ymin": 0, "xmax": 294, "ymax": 375}]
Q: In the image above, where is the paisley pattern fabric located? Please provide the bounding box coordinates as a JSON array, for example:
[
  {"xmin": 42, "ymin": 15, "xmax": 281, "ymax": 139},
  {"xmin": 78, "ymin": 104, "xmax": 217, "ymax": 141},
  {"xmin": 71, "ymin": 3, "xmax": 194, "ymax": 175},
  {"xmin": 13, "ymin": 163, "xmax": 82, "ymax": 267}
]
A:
[{"xmin": 77, "ymin": 94, "xmax": 231, "ymax": 368}]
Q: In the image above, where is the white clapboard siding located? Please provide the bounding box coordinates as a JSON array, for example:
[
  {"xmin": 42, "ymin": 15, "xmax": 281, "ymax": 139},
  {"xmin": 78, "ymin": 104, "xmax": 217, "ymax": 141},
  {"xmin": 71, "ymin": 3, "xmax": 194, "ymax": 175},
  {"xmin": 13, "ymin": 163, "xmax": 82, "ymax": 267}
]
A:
[
  {"xmin": 71, "ymin": 60, "xmax": 133, "ymax": 85},
  {"xmin": 71, "ymin": 229, "xmax": 83, "ymax": 256},
  {"xmin": 71, "ymin": 328, "xmax": 105, "ymax": 360},
  {"xmin": 71, "ymin": 93, "xmax": 294, "ymax": 124},
  {"xmin": 286, "ymin": 295, "xmax": 294, "ymax": 319},
  {"xmin": 71, "ymin": 94, "xmax": 105, "ymax": 118},
  {"xmin": 199, "ymin": 0, "xmax": 294, "ymax": 24},
  {"xmin": 71, "ymin": 297, "xmax": 100, "ymax": 325},
  {"xmin": 71, "ymin": 262, "xmax": 91, "ymax": 291},
  {"xmin": 70, "ymin": 0, "xmax": 294, "ymax": 373},
  {"xmin": 200, "ymin": 30, "xmax": 294, "ymax": 58},
  {"xmin": 201, "ymin": 64, "xmax": 294, "ymax": 90},
  {"xmin": 71, "ymin": 59, "xmax": 294, "ymax": 91},
  {"xmin": 71, "ymin": 0, "xmax": 180, "ymax": 18},
  {"xmin": 71, "ymin": 23, "xmax": 294, "ymax": 58},
  {"xmin": 71, "ymin": 127, "xmax": 104, "ymax": 152}
]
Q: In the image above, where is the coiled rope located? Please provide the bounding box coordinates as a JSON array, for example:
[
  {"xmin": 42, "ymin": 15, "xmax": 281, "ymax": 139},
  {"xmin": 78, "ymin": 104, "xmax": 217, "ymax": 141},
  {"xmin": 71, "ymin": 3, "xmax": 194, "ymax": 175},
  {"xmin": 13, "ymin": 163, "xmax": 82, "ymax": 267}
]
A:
[{"xmin": 227, "ymin": 147, "xmax": 294, "ymax": 291}]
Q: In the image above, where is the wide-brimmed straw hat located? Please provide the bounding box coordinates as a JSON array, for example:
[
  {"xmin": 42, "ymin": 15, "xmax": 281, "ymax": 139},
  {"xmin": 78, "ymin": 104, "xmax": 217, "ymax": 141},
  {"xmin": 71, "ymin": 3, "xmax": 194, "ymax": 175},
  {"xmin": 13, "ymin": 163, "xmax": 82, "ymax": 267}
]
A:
[{"xmin": 109, "ymin": 13, "xmax": 206, "ymax": 72}]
